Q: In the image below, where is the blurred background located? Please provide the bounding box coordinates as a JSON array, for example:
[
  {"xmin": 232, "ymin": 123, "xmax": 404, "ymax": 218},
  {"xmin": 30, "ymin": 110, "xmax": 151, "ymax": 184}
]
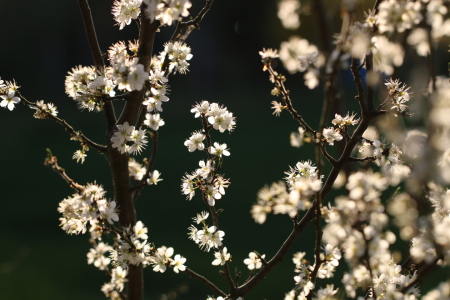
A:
[{"xmin": 0, "ymin": 0, "xmax": 448, "ymax": 299}]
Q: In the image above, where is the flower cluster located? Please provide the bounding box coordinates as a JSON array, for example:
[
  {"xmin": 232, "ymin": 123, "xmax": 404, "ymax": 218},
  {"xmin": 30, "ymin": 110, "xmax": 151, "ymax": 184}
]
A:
[
  {"xmin": 320, "ymin": 170, "xmax": 420, "ymax": 298},
  {"xmin": 244, "ymin": 252, "xmax": 265, "ymax": 270},
  {"xmin": 251, "ymin": 161, "xmax": 322, "ymax": 224},
  {"xmin": 284, "ymin": 160, "xmax": 322, "ymax": 188},
  {"xmin": 376, "ymin": 0, "xmax": 422, "ymax": 34},
  {"xmin": 107, "ymin": 41, "xmax": 147, "ymax": 92},
  {"xmin": 181, "ymin": 101, "xmax": 234, "ymax": 206},
  {"xmin": 106, "ymin": 220, "xmax": 186, "ymax": 275},
  {"xmin": 0, "ymin": 79, "xmax": 20, "ymax": 111},
  {"xmin": 285, "ymin": 245, "xmax": 341, "ymax": 299},
  {"xmin": 188, "ymin": 212, "xmax": 225, "ymax": 252},
  {"xmin": 87, "ymin": 242, "xmax": 113, "ymax": 271},
  {"xmin": 181, "ymin": 161, "xmax": 230, "ymax": 205},
  {"xmin": 142, "ymin": 79, "xmax": 169, "ymax": 113},
  {"xmin": 143, "ymin": 0, "xmax": 192, "ymax": 26},
  {"xmin": 279, "ymin": 36, "xmax": 321, "ymax": 74},
  {"xmin": 110, "ymin": 122, "xmax": 148, "ymax": 154},
  {"xmin": 32, "ymin": 100, "xmax": 58, "ymax": 119},
  {"xmin": 190, "ymin": 100, "xmax": 236, "ymax": 132},
  {"xmin": 65, "ymin": 65, "xmax": 116, "ymax": 111},
  {"xmin": 278, "ymin": 36, "xmax": 323, "ymax": 89},
  {"xmin": 128, "ymin": 158, "xmax": 162, "ymax": 184},
  {"xmin": 101, "ymin": 266, "xmax": 128, "ymax": 298},
  {"xmin": 409, "ymin": 183, "xmax": 450, "ymax": 265},
  {"xmin": 290, "ymin": 126, "xmax": 305, "ymax": 148},
  {"xmin": 212, "ymin": 247, "xmax": 231, "ymax": 266},
  {"xmin": 158, "ymin": 41, "xmax": 193, "ymax": 74},
  {"xmin": 322, "ymin": 127, "xmax": 343, "ymax": 146},
  {"xmin": 57, "ymin": 183, "xmax": 118, "ymax": 235},
  {"xmin": 65, "ymin": 38, "xmax": 179, "ymax": 115},
  {"xmin": 322, "ymin": 113, "xmax": 359, "ymax": 146},
  {"xmin": 359, "ymin": 138, "xmax": 403, "ymax": 171},
  {"xmin": 277, "ymin": 0, "xmax": 301, "ymax": 30},
  {"xmin": 112, "ymin": 0, "xmax": 142, "ymax": 30},
  {"xmin": 385, "ymin": 78, "xmax": 411, "ymax": 112}
]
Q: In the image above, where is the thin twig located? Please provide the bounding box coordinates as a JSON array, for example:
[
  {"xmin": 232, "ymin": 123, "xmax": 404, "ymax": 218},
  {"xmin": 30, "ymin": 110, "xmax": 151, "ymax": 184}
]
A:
[
  {"xmin": 161, "ymin": 0, "xmax": 216, "ymax": 75},
  {"xmin": 307, "ymin": 195, "xmax": 324, "ymax": 300},
  {"xmin": 132, "ymin": 130, "xmax": 159, "ymax": 199},
  {"xmin": 77, "ymin": 0, "xmax": 117, "ymax": 128},
  {"xmin": 44, "ymin": 151, "xmax": 84, "ymax": 192},
  {"xmin": 348, "ymin": 156, "xmax": 376, "ymax": 162},
  {"xmin": 351, "ymin": 58, "xmax": 368, "ymax": 115},
  {"xmin": 400, "ymin": 256, "xmax": 442, "ymax": 294},
  {"xmin": 185, "ymin": 267, "xmax": 227, "ymax": 297},
  {"xmin": 19, "ymin": 94, "xmax": 107, "ymax": 153},
  {"xmin": 320, "ymin": 144, "xmax": 337, "ymax": 166},
  {"xmin": 266, "ymin": 65, "xmax": 316, "ymax": 135}
]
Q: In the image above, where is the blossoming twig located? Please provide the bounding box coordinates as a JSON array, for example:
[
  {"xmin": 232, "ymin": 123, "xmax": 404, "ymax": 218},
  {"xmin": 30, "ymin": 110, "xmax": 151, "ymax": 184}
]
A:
[
  {"xmin": 266, "ymin": 64, "xmax": 316, "ymax": 135},
  {"xmin": 185, "ymin": 267, "xmax": 227, "ymax": 297},
  {"xmin": 44, "ymin": 150, "xmax": 84, "ymax": 193},
  {"xmin": 77, "ymin": 0, "xmax": 116, "ymax": 128},
  {"xmin": 18, "ymin": 94, "xmax": 107, "ymax": 153},
  {"xmin": 351, "ymin": 58, "xmax": 368, "ymax": 115},
  {"xmin": 133, "ymin": 130, "xmax": 159, "ymax": 196},
  {"xmin": 161, "ymin": 0, "xmax": 216, "ymax": 75}
]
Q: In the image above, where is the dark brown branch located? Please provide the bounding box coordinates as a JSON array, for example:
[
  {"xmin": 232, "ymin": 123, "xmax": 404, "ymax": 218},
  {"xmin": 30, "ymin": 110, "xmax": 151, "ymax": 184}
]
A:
[
  {"xmin": 362, "ymin": 234, "xmax": 377, "ymax": 299},
  {"xmin": 266, "ymin": 65, "xmax": 316, "ymax": 135},
  {"xmin": 161, "ymin": 0, "xmax": 215, "ymax": 75},
  {"xmin": 19, "ymin": 94, "xmax": 107, "ymax": 153},
  {"xmin": 235, "ymin": 209, "xmax": 315, "ymax": 296},
  {"xmin": 104, "ymin": 93, "xmax": 130, "ymax": 102},
  {"xmin": 105, "ymin": 5, "xmax": 160, "ymax": 300},
  {"xmin": 108, "ymin": 223, "xmax": 136, "ymax": 248},
  {"xmin": 77, "ymin": 0, "xmax": 117, "ymax": 128},
  {"xmin": 44, "ymin": 151, "xmax": 84, "ymax": 192},
  {"xmin": 236, "ymin": 113, "xmax": 375, "ymax": 297},
  {"xmin": 185, "ymin": 267, "xmax": 227, "ymax": 297},
  {"xmin": 132, "ymin": 130, "xmax": 159, "ymax": 199},
  {"xmin": 77, "ymin": 0, "xmax": 104, "ymax": 72},
  {"xmin": 365, "ymin": 53, "xmax": 375, "ymax": 112},
  {"xmin": 348, "ymin": 156, "xmax": 376, "ymax": 162},
  {"xmin": 400, "ymin": 255, "xmax": 442, "ymax": 294},
  {"xmin": 426, "ymin": 24, "xmax": 436, "ymax": 93},
  {"xmin": 365, "ymin": 0, "xmax": 385, "ymax": 113},
  {"xmin": 313, "ymin": 0, "xmax": 332, "ymax": 54},
  {"xmin": 351, "ymin": 58, "xmax": 368, "ymax": 115},
  {"xmin": 307, "ymin": 194, "xmax": 324, "ymax": 300},
  {"xmin": 320, "ymin": 144, "xmax": 337, "ymax": 166},
  {"xmin": 117, "ymin": 13, "xmax": 159, "ymax": 126}
]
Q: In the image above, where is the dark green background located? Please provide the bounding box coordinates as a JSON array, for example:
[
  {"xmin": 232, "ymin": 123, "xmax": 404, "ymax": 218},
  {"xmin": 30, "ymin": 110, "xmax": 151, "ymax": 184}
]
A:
[{"xmin": 0, "ymin": 0, "xmax": 447, "ymax": 299}]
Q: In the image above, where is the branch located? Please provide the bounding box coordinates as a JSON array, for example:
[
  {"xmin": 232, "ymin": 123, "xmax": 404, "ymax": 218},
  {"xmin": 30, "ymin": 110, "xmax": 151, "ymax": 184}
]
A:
[
  {"xmin": 77, "ymin": 0, "xmax": 117, "ymax": 128},
  {"xmin": 235, "ymin": 209, "xmax": 315, "ymax": 296},
  {"xmin": 351, "ymin": 58, "xmax": 368, "ymax": 115},
  {"xmin": 180, "ymin": 0, "xmax": 215, "ymax": 30},
  {"xmin": 132, "ymin": 130, "xmax": 159, "ymax": 199},
  {"xmin": 44, "ymin": 150, "xmax": 84, "ymax": 192},
  {"xmin": 266, "ymin": 65, "xmax": 316, "ymax": 135},
  {"xmin": 400, "ymin": 255, "xmax": 442, "ymax": 294},
  {"xmin": 313, "ymin": 0, "xmax": 332, "ymax": 54},
  {"xmin": 77, "ymin": 0, "xmax": 104, "ymax": 71},
  {"xmin": 185, "ymin": 267, "xmax": 227, "ymax": 297},
  {"xmin": 307, "ymin": 193, "xmax": 324, "ymax": 299},
  {"xmin": 348, "ymin": 156, "xmax": 376, "ymax": 162},
  {"xmin": 365, "ymin": 0, "xmax": 385, "ymax": 113},
  {"xmin": 161, "ymin": 0, "xmax": 216, "ymax": 75},
  {"xmin": 320, "ymin": 144, "xmax": 337, "ymax": 166},
  {"xmin": 365, "ymin": 53, "xmax": 375, "ymax": 112},
  {"xmin": 19, "ymin": 94, "xmax": 107, "ymax": 153},
  {"xmin": 117, "ymin": 14, "xmax": 159, "ymax": 126}
]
